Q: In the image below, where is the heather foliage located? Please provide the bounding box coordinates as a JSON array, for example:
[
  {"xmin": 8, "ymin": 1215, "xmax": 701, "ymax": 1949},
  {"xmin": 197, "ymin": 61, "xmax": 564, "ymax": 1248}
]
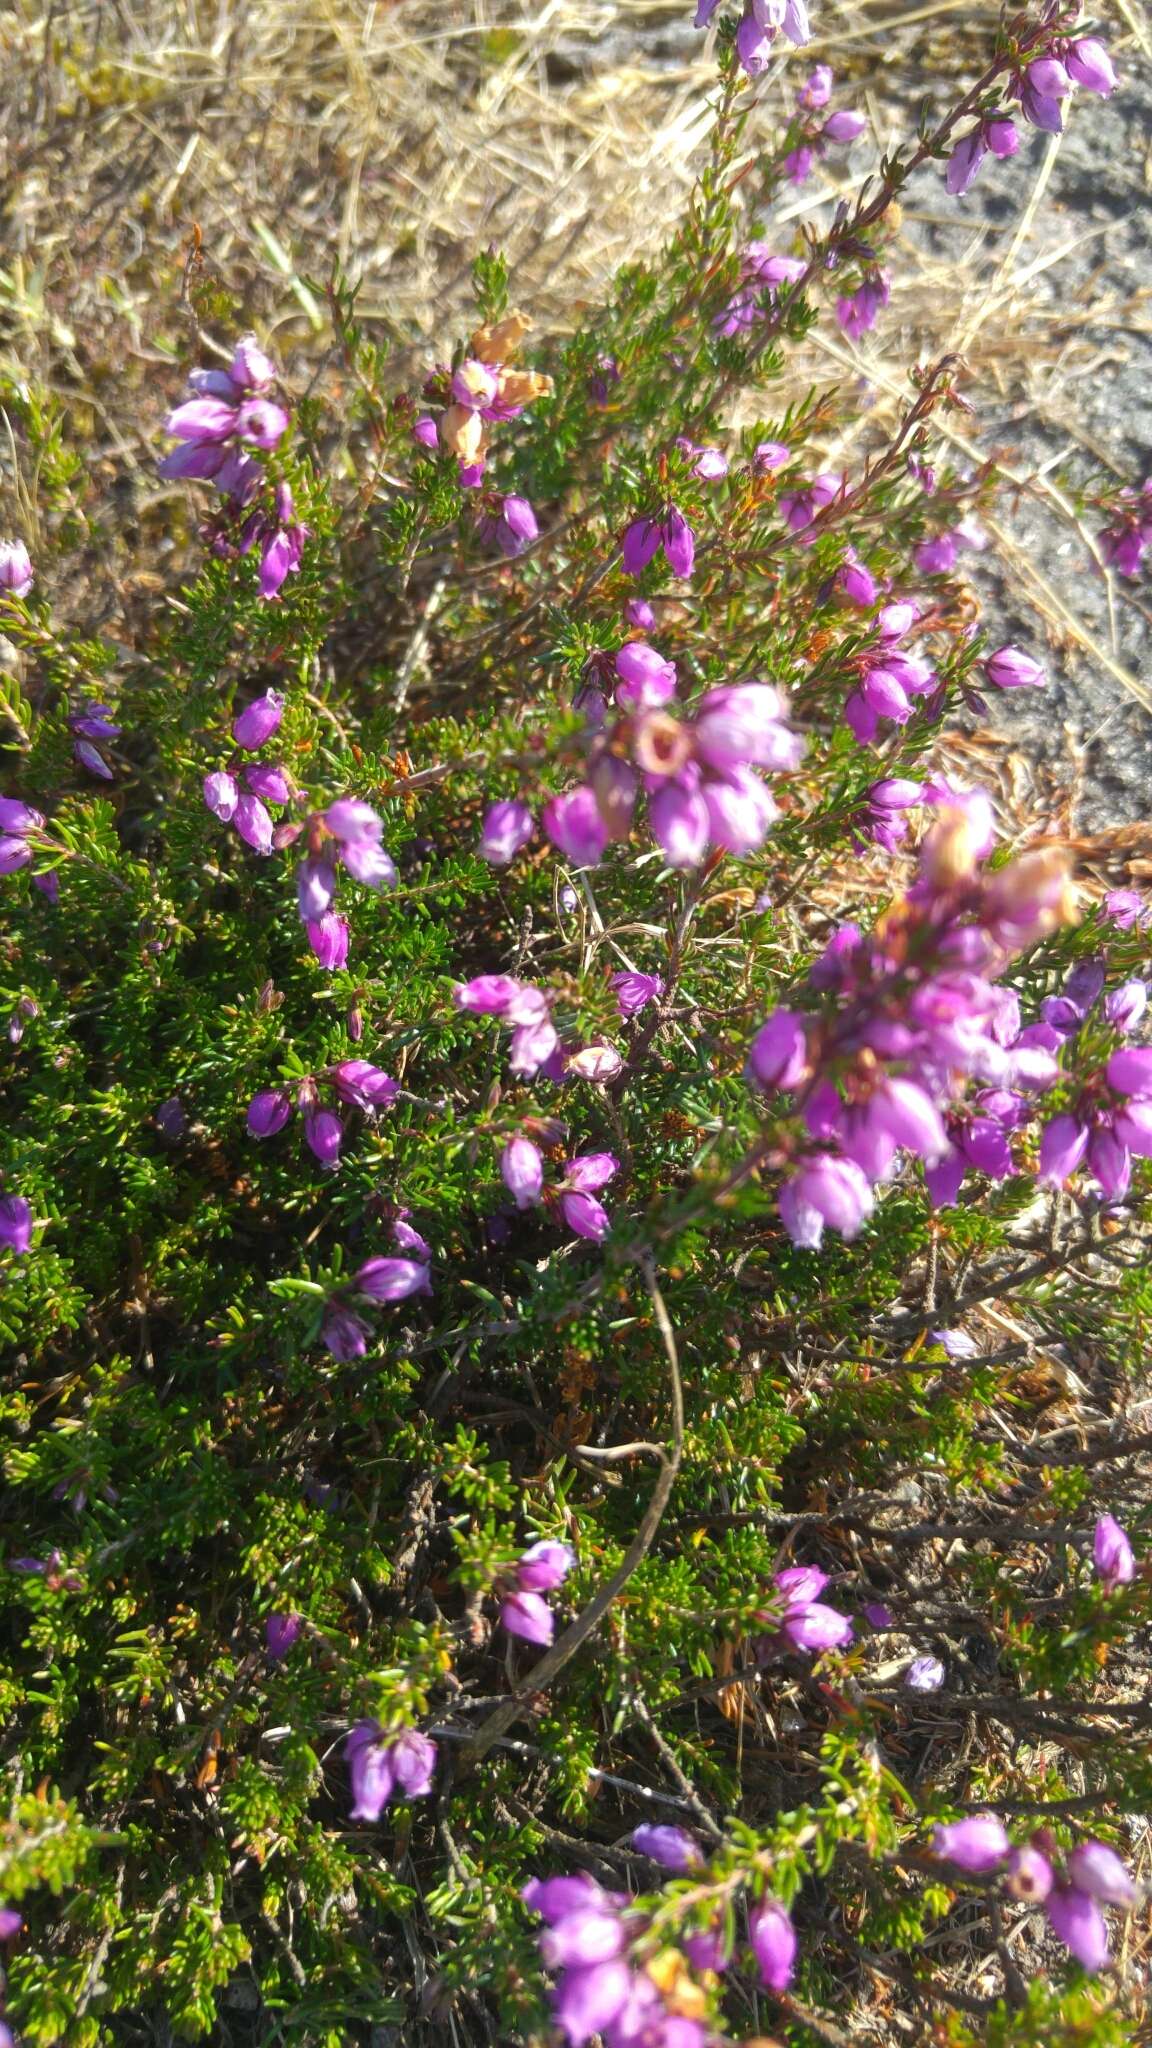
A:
[{"xmin": 1, "ymin": 7, "xmax": 1150, "ymax": 2047}]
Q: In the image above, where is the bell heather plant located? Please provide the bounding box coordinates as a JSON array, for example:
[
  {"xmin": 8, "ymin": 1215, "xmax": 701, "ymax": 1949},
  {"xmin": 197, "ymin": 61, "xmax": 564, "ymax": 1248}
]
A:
[{"xmin": 0, "ymin": 7, "xmax": 1149, "ymax": 2047}]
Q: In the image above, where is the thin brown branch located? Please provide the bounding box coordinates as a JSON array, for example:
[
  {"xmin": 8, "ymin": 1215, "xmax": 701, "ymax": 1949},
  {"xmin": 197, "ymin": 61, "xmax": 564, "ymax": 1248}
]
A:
[{"xmin": 459, "ymin": 1250, "xmax": 684, "ymax": 1767}]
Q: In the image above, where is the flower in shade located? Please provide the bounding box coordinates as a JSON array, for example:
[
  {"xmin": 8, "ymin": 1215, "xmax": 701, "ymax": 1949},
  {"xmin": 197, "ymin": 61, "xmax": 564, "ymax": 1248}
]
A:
[
  {"xmin": 611, "ymin": 970, "xmax": 664, "ymax": 1019},
  {"xmin": 750, "ymin": 1899, "xmax": 796, "ymax": 1994},
  {"xmin": 355, "ymin": 1256, "xmax": 432, "ymax": 1302},
  {"xmin": 0, "ymin": 1909, "xmax": 22, "ymax": 1940},
  {"xmin": 836, "ymin": 271, "xmax": 890, "ymax": 340},
  {"xmin": 1093, "ymin": 1514, "xmax": 1135, "ymax": 1591},
  {"xmin": 630, "ymin": 1825, "xmax": 700, "ymax": 1873},
  {"xmin": 904, "ymin": 1655, "xmax": 945, "ymax": 1691},
  {"xmin": 1005, "ymin": 1845, "xmax": 1053, "ymax": 1902},
  {"xmin": 245, "ymin": 763, "xmax": 291, "ymax": 805},
  {"xmin": 320, "ymin": 1304, "xmax": 371, "ymax": 1361},
  {"xmin": 621, "ymin": 506, "xmax": 695, "ymax": 580},
  {"xmin": 478, "ymin": 493, "xmax": 539, "ymax": 559},
  {"xmin": 345, "ymin": 1722, "xmax": 437, "ymax": 1819},
  {"xmin": 233, "ymin": 690, "xmax": 285, "ymax": 749},
  {"xmin": 265, "ymin": 1612, "xmax": 303, "ymax": 1661},
  {"xmin": 501, "ymin": 1135, "xmax": 545, "ymax": 1210},
  {"xmin": 330, "ymin": 1061, "xmax": 399, "ymax": 1111},
  {"xmin": 759, "ymin": 1564, "xmax": 854, "ymax": 1658},
  {"xmin": 479, "ymin": 798, "xmax": 534, "ymax": 865},
  {"xmin": 307, "ymin": 913, "xmax": 350, "ymax": 969},
  {"xmin": 557, "ymin": 1153, "xmax": 618, "ymax": 1242},
  {"xmin": 0, "ymin": 796, "xmax": 46, "ymax": 876},
  {"xmin": 390, "ymin": 1216, "xmax": 429, "ymax": 1262},
  {"xmin": 1045, "ymin": 1884, "xmax": 1109, "ymax": 1972},
  {"xmin": 1066, "ymin": 1841, "xmax": 1136, "ymax": 1907},
  {"xmin": 0, "ymin": 540, "xmax": 34, "ymax": 598},
  {"xmin": 0, "ymin": 1194, "xmax": 34, "ymax": 1253},
  {"xmin": 500, "ymin": 1588, "xmax": 555, "ymax": 1644},
  {"xmin": 516, "ymin": 1540, "xmax": 574, "ymax": 1592},
  {"xmin": 931, "ymin": 1815, "xmax": 1011, "ymax": 1873},
  {"xmin": 154, "ymin": 1095, "xmax": 186, "ymax": 1140},
  {"xmin": 247, "ymin": 1089, "xmax": 294, "ymax": 1138}
]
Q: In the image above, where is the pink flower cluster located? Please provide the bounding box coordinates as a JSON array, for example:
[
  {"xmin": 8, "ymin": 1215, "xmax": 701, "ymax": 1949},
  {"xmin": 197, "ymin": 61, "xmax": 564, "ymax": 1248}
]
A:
[
  {"xmin": 214, "ymin": 479, "xmax": 309, "ymax": 601},
  {"xmin": 159, "ymin": 334, "xmax": 287, "ymax": 504},
  {"xmin": 756, "ymin": 1563, "xmax": 854, "ymax": 1656},
  {"xmin": 68, "ymin": 701, "xmax": 122, "ymax": 782},
  {"xmin": 247, "ymin": 1058, "xmax": 399, "ymax": 1169},
  {"xmin": 1035, "ymin": 986, "xmax": 1152, "ymax": 1203},
  {"xmin": 541, "ymin": 650, "xmax": 802, "ymax": 871},
  {"xmin": 622, "ymin": 507, "xmax": 696, "ymax": 581},
  {"xmin": 345, "ymin": 1722, "xmax": 437, "ymax": 1818},
  {"xmin": 932, "ymin": 1817, "xmax": 1135, "ymax": 1974},
  {"xmin": 947, "ymin": 35, "xmax": 1115, "ymax": 194},
  {"xmin": 840, "ymin": 600, "xmax": 937, "ymax": 743},
  {"xmin": 499, "ymin": 1538, "xmax": 575, "ymax": 1644},
  {"xmin": 453, "ymin": 975, "xmax": 624, "ymax": 1084},
  {"xmin": 747, "ymin": 807, "xmax": 1075, "ymax": 1247},
  {"xmin": 835, "ymin": 263, "xmax": 890, "ymax": 342},
  {"xmin": 159, "ymin": 333, "xmax": 311, "ymax": 598},
  {"xmin": 292, "ymin": 799, "xmax": 396, "ymax": 968},
  {"xmin": 786, "ymin": 68, "xmax": 867, "ymax": 185},
  {"xmin": 204, "ymin": 689, "xmax": 291, "ymax": 855},
  {"xmin": 477, "ymin": 491, "xmax": 539, "ymax": 558},
  {"xmin": 715, "ymin": 244, "xmax": 806, "ymax": 339},
  {"xmin": 206, "ymin": 724, "xmax": 396, "ymax": 965},
  {"xmin": 524, "ymin": 1864, "xmax": 801, "ymax": 2045},
  {"xmin": 501, "ymin": 1138, "xmax": 620, "ymax": 1242},
  {"xmin": 694, "ymin": 0, "xmax": 811, "ymax": 78},
  {"xmin": 321, "ymin": 1216, "xmax": 433, "ymax": 1361},
  {"xmin": 415, "ymin": 308, "xmax": 552, "ymax": 486}
]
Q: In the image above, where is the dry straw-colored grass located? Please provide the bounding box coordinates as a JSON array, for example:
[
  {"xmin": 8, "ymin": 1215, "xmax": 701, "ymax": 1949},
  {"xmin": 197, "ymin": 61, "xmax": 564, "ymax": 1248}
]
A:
[{"xmin": 0, "ymin": 0, "xmax": 1148, "ymax": 757}]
